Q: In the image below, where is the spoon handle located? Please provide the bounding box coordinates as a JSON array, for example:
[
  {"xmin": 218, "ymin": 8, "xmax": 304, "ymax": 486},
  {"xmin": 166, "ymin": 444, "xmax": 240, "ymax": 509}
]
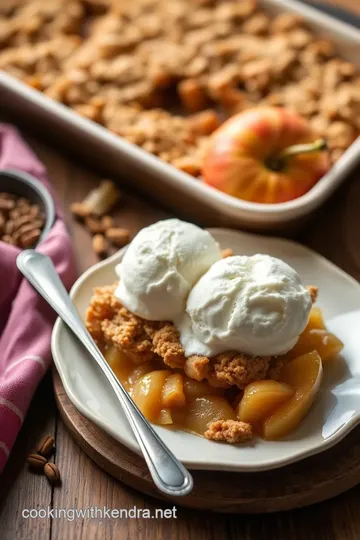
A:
[{"xmin": 17, "ymin": 250, "xmax": 193, "ymax": 497}]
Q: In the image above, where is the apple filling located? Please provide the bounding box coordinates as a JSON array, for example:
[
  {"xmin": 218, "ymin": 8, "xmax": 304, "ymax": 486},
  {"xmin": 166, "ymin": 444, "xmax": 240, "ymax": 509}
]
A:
[{"xmin": 98, "ymin": 306, "xmax": 343, "ymax": 443}]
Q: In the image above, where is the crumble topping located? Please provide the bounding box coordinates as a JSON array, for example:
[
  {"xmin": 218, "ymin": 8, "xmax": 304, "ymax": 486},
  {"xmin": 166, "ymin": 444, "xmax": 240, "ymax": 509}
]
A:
[
  {"xmin": 209, "ymin": 353, "xmax": 283, "ymax": 389},
  {"xmin": 150, "ymin": 324, "xmax": 186, "ymax": 369},
  {"xmin": 0, "ymin": 0, "xmax": 84, "ymax": 49},
  {"xmin": 184, "ymin": 355, "xmax": 210, "ymax": 382},
  {"xmin": 86, "ymin": 282, "xmax": 292, "ymax": 389},
  {"xmin": 308, "ymin": 285, "xmax": 318, "ymax": 304},
  {"xmin": 86, "ymin": 284, "xmax": 122, "ymax": 342},
  {"xmin": 1, "ymin": 1, "xmax": 359, "ymax": 174},
  {"xmin": 204, "ymin": 419, "xmax": 252, "ymax": 444}
]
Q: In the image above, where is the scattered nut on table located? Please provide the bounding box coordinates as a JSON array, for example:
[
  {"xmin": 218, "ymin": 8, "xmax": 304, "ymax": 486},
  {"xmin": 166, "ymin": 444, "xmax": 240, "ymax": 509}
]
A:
[
  {"xmin": 36, "ymin": 435, "xmax": 55, "ymax": 458},
  {"xmin": 71, "ymin": 180, "xmax": 131, "ymax": 258},
  {"xmin": 92, "ymin": 233, "xmax": 107, "ymax": 256},
  {"xmin": 27, "ymin": 434, "xmax": 61, "ymax": 484},
  {"xmin": 44, "ymin": 462, "xmax": 61, "ymax": 485},
  {"xmin": 27, "ymin": 453, "xmax": 48, "ymax": 471},
  {"xmin": 105, "ymin": 227, "xmax": 130, "ymax": 247}
]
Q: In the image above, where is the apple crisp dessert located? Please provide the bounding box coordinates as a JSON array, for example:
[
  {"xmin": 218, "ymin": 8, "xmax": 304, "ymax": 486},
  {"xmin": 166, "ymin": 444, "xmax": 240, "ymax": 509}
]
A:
[
  {"xmin": 85, "ymin": 281, "xmax": 343, "ymax": 444},
  {"xmin": 0, "ymin": 0, "xmax": 359, "ymax": 176}
]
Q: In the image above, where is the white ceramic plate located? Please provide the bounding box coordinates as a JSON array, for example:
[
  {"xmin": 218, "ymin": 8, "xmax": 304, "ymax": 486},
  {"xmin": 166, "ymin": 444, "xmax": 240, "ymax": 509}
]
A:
[{"xmin": 52, "ymin": 228, "xmax": 360, "ymax": 471}]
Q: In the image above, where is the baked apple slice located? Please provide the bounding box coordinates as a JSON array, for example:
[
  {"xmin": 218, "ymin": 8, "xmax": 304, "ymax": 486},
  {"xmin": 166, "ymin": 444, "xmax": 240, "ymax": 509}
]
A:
[
  {"xmin": 288, "ymin": 329, "xmax": 343, "ymax": 362},
  {"xmin": 172, "ymin": 396, "xmax": 237, "ymax": 436},
  {"xmin": 263, "ymin": 351, "xmax": 323, "ymax": 440},
  {"xmin": 162, "ymin": 373, "xmax": 186, "ymax": 408},
  {"xmin": 157, "ymin": 408, "xmax": 173, "ymax": 425},
  {"xmin": 237, "ymin": 380, "xmax": 294, "ymax": 425},
  {"xmin": 132, "ymin": 370, "xmax": 170, "ymax": 423},
  {"xmin": 285, "ymin": 306, "xmax": 343, "ymax": 361},
  {"xmin": 307, "ymin": 307, "xmax": 326, "ymax": 330},
  {"xmin": 104, "ymin": 346, "xmax": 135, "ymax": 390},
  {"xmin": 183, "ymin": 377, "xmax": 223, "ymax": 398},
  {"xmin": 128, "ymin": 363, "xmax": 155, "ymax": 386}
]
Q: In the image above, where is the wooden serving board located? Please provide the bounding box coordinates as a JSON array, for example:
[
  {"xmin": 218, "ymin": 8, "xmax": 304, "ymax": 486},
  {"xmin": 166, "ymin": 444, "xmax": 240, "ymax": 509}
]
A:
[{"xmin": 53, "ymin": 369, "xmax": 360, "ymax": 513}]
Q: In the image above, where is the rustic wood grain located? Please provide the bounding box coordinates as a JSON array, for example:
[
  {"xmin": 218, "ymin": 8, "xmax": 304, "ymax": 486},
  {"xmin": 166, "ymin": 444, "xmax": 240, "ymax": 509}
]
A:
[
  {"xmin": 52, "ymin": 370, "xmax": 360, "ymax": 514},
  {"xmin": 0, "ymin": 375, "xmax": 56, "ymax": 540}
]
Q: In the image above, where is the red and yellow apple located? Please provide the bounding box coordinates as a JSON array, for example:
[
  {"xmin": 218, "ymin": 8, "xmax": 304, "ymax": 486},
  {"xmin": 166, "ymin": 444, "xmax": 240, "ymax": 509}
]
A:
[{"xmin": 202, "ymin": 107, "xmax": 330, "ymax": 204}]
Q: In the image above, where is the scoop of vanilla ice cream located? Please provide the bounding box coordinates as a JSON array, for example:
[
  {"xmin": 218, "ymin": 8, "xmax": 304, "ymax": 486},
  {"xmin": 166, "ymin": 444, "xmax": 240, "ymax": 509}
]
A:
[
  {"xmin": 115, "ymin": 219, "xmax": 221, "ymax": 321},
  {"xmin": 177, "ymin": 254, "xmax": 312, "ymax": 357}
]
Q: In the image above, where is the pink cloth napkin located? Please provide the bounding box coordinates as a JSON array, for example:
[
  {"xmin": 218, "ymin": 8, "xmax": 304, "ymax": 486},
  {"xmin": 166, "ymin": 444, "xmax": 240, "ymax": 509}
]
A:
[{"xmin": 0, "ymin": 124, "xmax": 77, "ymax": 472}]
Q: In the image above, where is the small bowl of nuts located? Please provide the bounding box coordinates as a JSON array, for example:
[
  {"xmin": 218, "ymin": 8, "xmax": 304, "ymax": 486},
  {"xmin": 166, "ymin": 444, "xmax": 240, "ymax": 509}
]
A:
[{"xmin": 0, "ymin": 169, "xmax": 55, "ymax": 249}]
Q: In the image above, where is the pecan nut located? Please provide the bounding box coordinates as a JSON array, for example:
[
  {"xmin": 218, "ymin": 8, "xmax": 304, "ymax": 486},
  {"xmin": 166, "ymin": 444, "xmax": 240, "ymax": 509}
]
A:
[
  {"xmin": 92, "ymin": 233, "xmax": 107, "ymax": 257},
  {"xmin": 105, "ymin": 227, "xmax": 130, "ymax": 247},
  {"xmin": 36, "ymin": 434, "xmax": 55, "ymax": 457},
  {"xmin": 44, "ymin": 462, "xmax": 61, "ymax": 485},
  {"xmin": 27, "ymin": 453, "xmax": 47, "ymax": 471}
]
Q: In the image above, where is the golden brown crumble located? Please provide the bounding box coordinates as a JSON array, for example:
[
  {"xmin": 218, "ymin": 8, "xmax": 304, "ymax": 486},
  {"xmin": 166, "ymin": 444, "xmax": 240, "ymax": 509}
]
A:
[
  {"xmin": 221, "ymin": 248, "xmax": 234, "ymax": 259},
  {"xmin": 0, "ymin": 36, "xmax": 82, "ymax": 91},
  {"xmin": 308, "ymin": 285, "xmax": 318, "ymax": 304},
  {"xmin": 86, "ymin": 284, "xmax": 122, "ymax": 342},
  {"xmin": 209, "ymin": 353, "xmax": 283, "ymax": 389},
  {"xmin": 184, "ymin": 355, "xmax": 210, "ymax": 382},
  {"xmin": 0, "ymin": 0, "xmax": 358, "ymax": 175},
  {"xmin": 101, "ymin": 311, "xmax": 158, "ymax": 364},
  {"xmin": 204, "ymin": 419, "xmax": 252, "ymax": 444},
  {"xmin": 86, "ymin": 283, "xmax": 289, "ymax": 389},
  {"xmin": 0, "ymin": 0, "xmax": 85, "ymax": 50},
  {"xmin": 150, "ymin": 324, "xmax": 186, "ymax": 369}
]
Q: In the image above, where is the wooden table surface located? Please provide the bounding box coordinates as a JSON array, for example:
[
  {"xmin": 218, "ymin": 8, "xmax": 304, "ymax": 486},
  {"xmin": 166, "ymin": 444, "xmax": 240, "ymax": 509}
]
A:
[{"xmin": 1, "ymin": 1, "xmax": 360, "ymax": 538}]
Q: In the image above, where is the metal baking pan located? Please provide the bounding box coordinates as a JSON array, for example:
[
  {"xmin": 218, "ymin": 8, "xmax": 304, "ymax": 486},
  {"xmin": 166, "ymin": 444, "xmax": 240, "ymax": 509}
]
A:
[{"xmin": 1, "ymin": 0, "xmax": 360, "ymax": 231}]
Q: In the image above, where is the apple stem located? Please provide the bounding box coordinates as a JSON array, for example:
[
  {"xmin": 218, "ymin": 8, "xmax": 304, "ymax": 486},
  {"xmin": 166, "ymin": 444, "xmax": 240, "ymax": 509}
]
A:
[
  {"xmin": 279, "ymin": 138, "xmax": 328, "ymax": 159},
  {"xmin": 266, "ymin": 138, "xmax": 328, "ymax": 172}
]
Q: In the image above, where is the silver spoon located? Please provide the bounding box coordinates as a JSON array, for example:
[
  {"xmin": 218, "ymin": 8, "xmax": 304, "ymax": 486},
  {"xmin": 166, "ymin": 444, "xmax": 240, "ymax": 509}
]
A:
[{"xmin": 17, "ymin": 250, "xmax": 194, "ymax": 497}]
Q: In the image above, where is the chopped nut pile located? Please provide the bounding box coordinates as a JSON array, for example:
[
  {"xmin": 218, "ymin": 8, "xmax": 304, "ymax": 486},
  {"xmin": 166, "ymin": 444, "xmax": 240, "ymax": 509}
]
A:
[
  {"xmin": 71, "ymin": 179, "xmax": 131, "ymax": 258},
  {"xmin": 0, "ymin": 192, "xmax": 45, "ymax": 248},
  {"xmin": 1, "ymin": 0, "xmax": 359, "ymax": 175}
]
